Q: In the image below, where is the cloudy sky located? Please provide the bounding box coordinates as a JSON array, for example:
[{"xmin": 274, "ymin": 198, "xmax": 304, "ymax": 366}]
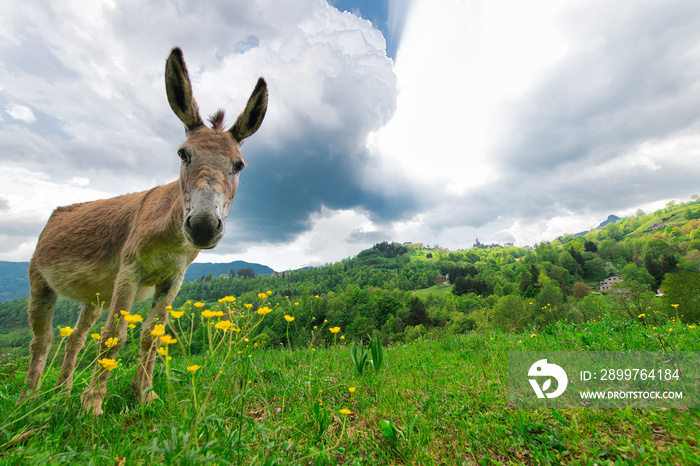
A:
[{"xmin": 1, "ymin": 0, "xmax": 700, "ymax": 272}]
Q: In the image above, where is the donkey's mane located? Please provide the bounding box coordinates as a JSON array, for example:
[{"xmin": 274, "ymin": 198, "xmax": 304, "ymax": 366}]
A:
[{"xmin": 208, "ymin": 109, "xmax": 226, "ymax": 131}]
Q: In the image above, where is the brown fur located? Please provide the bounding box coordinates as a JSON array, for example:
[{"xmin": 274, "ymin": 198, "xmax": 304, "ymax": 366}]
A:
[{"xmin": 22, "ymin": 47, "xmax": 268, "ymax": 415}]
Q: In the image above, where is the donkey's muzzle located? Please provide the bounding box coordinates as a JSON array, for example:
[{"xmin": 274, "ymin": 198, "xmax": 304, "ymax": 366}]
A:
[{"xmin": 183, "ymin": 211, "xmax": 224, "ymax": 249}]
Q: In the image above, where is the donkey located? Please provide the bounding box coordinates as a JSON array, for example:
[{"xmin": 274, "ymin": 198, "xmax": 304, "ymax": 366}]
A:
[{"xmin": 21, "ymin": 47, "xmax": 268, "ymax": 415}]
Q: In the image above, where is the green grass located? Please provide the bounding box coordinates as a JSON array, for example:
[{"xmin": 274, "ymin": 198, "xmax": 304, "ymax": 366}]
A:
[
  {"xmin": 1, "ymin": 313, "xmax": 699, "ymax": 465},
  {"xmin": 411, "ymin": 284, "xmax": 453, "ymax": 299}
]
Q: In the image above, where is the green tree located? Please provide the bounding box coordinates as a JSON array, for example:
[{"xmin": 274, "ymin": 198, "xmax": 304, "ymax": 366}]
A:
[
  {"xmin": 661, "ymin": 271, "xmax": 700, "ymax": 323},
  {"xmin": 407, "ymin": 297, "xmax": 428, "ymax": 327}
]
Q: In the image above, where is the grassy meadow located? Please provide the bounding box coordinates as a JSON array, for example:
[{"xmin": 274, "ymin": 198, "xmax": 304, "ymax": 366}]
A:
[{"xmin": 0, "ymin": 295, "xmax": 698, "ymax": 465}]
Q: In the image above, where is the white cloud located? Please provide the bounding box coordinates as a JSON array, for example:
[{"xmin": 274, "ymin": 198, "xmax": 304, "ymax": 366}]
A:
[
  {"xmin": 5, "ymin": 104, "xmax": 36, "ymax": 123},
  {"xmin": 198, "ymin": 205, "xmax": 379, "ymax": 271}
]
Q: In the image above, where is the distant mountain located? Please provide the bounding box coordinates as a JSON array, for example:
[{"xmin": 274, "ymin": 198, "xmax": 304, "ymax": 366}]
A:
[
  {"xmin": 183, "ymin": 261, "xmax": 276, "ymax": 282},
  {"xmin": 0, "ymin": 260, "xmax": 276, "ymax": 302},
  {"xmin": 0, "ymin": 262, "xmax": 30, "ymax": 302},
  {"xmin": 574, "ymin": 214, "xmax": 621, "ymax": 236},
  {"xmin": 598, "ymin": 214, "xmax": 621, "ymax": 228}
]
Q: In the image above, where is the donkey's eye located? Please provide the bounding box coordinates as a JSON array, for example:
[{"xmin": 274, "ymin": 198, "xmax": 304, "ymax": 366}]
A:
[
  {"xmin": 177, "ymin": 148, "xmax": 191, "ymax": 164},
  {"xmin": 232, "ymin": 160, "xmax": 245, "ymax": 174}
]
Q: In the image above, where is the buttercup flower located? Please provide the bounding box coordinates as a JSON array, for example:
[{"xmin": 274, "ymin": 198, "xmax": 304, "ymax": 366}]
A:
[
  {"xmin": 119, "ymin": 310, "xmax": 129, "ymax": 316},
  {"xmin": 104, "ymin": 337, "xmax": 119, "ymax": 347},
  {"xmin": 90, "ymin": 333, "xmax": 101, "ymax": 340},
  {"xmin": 638, "ymin": 313, "xmax": 646, "ymax": 318},
  {"xmin": 284, "ymin": 315, "xmax": 295, "ymax": 322},
  {"xmin": 159, "ymin": 334, "xmax": 177, "ymax": 345},
  {"xmin": 258, "ymin": 293, "xmax": 267, "ymax": 300},
  {"xmin": 170, "ymin": 310, "xmax": 184, "ymax": 319},
  {"xmin": 123, "ymin": 314, "xmax": 143, "ymax": 324},
  {"xmin": 221, "ymin": 296, "xmax": 236, "ymax": 303},
  {"xmin": 187, "ymin": 365, "xmax": 201, "ymax": 373},
  {"xmin": 98, "ymin": 358, "xmax": 118, "ymax": 371},
  {"xmin": 531, "ymin": 334, "xmax": 537, "ymax": 338},
  {"xmin": 339, "ymin": 409, "xmax": 352, "ymax": 415},
  {"xmin": 128, "ymin": 324, "xmax": 136, "ymax": 329},
  {"xmin": 211, "ymin": 310, "xmax": 225, "ymax": 317},
  {"xmin": 329, "ymin": 327, "xmax": 341, "ymax": 334},
  {"xmin": 194, "ymin": 302, "xmax": 206, "ymax": 308},
  {"xmin": 257, "ymin": 306, "xmax": 272, "ymax": 315},
  {"xmin": 201, "ymin": 309, "xmax": 216, "ymax": 319},
  {"xmin": 266, "ymin": 290, "xmax": 272, "ymax": 295},
  {"xmin": 245, "ymin": 304, "xmax": 253, "ymax": 309},
  {"xmin": 157, "ymin": 347, "xmax": 167, "ymax": 356},
  {"xmin": 151, "ymin": 324, "xmax": 165, "ymax": 337},
  {"xmin": 215, "ymin": 320, "xmax": 233, "ymax": 332},
  {"xmin": 348, "ymin": 387, "xmax": 356, "ymax": 394},
  {"xmin": 59, "ymin": 326, "xmax": 73, "ymax": 337}
]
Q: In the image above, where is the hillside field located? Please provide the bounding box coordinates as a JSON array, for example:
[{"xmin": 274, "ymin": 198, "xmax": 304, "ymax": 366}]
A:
[{"xmin": 0, "ymin": 308, "xmax": 698, "ymax": 464}]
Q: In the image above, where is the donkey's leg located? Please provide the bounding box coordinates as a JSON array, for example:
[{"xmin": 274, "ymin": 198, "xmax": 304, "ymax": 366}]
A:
[
  {"xmin": 56, "ymin": 302, "xmax": 100, "ymax": 393},
  {"xmin": 81, "ymin": 274, "xmax": 137, "ymax": 415},
  {"xmin": 132, "ymin": 275, "xmax": 184, "ymax": 403},
  {"xmin": 21, "ymin": 273, "xmax": 58, "ymax": 397}
]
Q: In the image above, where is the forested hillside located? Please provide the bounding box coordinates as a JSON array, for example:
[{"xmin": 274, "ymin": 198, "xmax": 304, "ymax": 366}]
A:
[{"xmin": 2, "ymin": 198, "xmax": 700, "ymax": 352}]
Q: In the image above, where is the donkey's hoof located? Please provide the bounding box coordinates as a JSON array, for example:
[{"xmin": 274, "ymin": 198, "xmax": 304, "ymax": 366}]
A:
[
  {"xmin": 141, "ymin": 389, "xmax": 160, "ymax": 404},
  {"xmin": 80, "ymin": 390, "xmax": 104, "ymax": 416}
]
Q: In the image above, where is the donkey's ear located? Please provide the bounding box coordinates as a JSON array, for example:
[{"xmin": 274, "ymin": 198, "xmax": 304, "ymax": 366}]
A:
[
  {"xmin": 165, "ymin": 47, "xmax": 204, "ymax": 135},
  {"xmin": 229, "ymin": 77, "xmax": 268, "ymax": 142}
]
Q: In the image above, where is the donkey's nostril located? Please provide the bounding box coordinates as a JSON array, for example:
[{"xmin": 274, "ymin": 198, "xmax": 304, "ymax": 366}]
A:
[{"xmin": 184, "ymin": 212, "xmax": 223, "ymax": 248}]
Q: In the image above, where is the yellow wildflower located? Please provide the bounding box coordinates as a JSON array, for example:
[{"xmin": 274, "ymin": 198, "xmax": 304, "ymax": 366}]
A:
[
  {"xmin": 151, "ymin": 324, "xmax": 165, "ymax": 337},
  {"xmin": 59, "ymin": 326, "xmax": 73, "ymax": 337},
  {"xmin": 215, "ymin": 320, "xmax": 233, "ymax": 332},
  {"xmin": 123, "ymin": 314, "xmax": 143, "ymax": 324},
  {"xmin": 257, "ymin": 293, "xmax": 267, "ymax": 300},
  {"xmin": 266, "ymin": 290, "xmax": 272, "ymax": 295},
  {"xmin": 157, "ymin": 347, "xmax": 167, "ymax": 356},
  {"xmin": 329, "ymin": 326, "xmax": 341, "ymax": 334},
  {"xmin": 211, "ymin": 310, "xmax": 225, "ymax": 317},
  {"xmin": 166, "ymin": 305, "xmax": 172, "ymax": 311},
  {"xmin": 98, "ymin": 358, "xmax": 118, "ymax": 371},
  {"xmin": 104, "ymin": 337, "xmax": 119, "ymax": 347},
  {"xmin": 245, "ymin": 304, "xmax": 253, "ymax": 309},
  {"xmin": 531, "ymin": 334, "xmax": 537, "ymax": 338},
  {"xmin": 90, "ymin": 333, "xmax": 101, "ymax": 340},
  {"xmin": 284, "ymin": 315, "xmax": 295, "ymax": 322},
  {"xmin": 128, "ymin": 324, "xmax": 136, "ymax": 329},
  {"xmin": 194, "ymin": 302, "xmax": 206, "ymax": 308},
  {"xmin": 638, "ymin": 313, "xmax": 646, "ymax": 319},
  {"xmin": 187, "ymin": 365, "xmax": 200, "ymax": 373},
  {"xmin": 119, "ymin": 310, "xmax": 129, "ymax": 316},
  {"xmin": 170, "ymin": 310, "xmax": 184, "ymax": 319},
  {"xmin": 348, "ymin": 387, "xmax": 356, "ymax": 394},
  {"xmin": 221, "ymin": 296, "xmax": 236, "ymax": 303},
  {"xmin": 159, "ymin": 334, "xmax": 177, "ymax": 345},
  {"xmin": 201, "ymin": 309, "xmax": 216, "ymax": 318},
  {"xmin": 257, "ymin": 306, "xmax": 272, "ymax": 315},
  {"xmin": 339, "ymin": 409, "xmax": 352, "ymax": 415}
]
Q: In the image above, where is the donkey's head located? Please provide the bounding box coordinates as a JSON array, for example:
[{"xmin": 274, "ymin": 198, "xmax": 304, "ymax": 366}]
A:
[{"xmin": 165, "ymin": 47, "xmax": 267, "ymax": 249}]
